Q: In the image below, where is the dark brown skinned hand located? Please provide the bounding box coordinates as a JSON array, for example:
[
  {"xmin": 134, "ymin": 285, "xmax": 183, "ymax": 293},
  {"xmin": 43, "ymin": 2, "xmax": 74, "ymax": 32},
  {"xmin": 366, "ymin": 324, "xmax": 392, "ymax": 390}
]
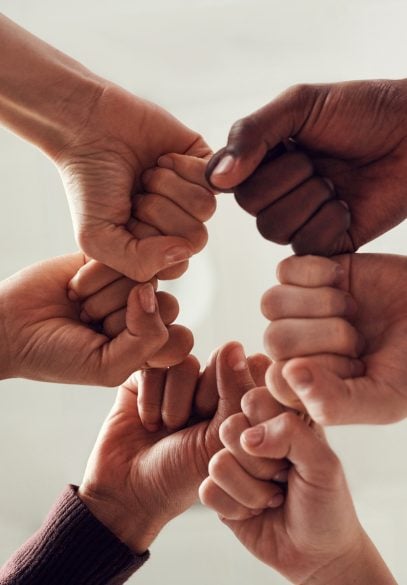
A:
[{"xmin": 206, "ymin": 79, "xmax": 407, "ymax": 255}]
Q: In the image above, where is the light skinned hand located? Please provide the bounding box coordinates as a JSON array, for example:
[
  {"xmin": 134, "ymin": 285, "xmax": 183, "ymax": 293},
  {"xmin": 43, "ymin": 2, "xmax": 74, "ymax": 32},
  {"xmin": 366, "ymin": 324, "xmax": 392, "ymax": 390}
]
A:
[
  {"xmin": 207, "ymin": 79, "xmax": 407, "ymax": 255},
  {"xmin": 0, "ymin": 253, "xmax": 186, "ymax": 386},
  {"xmin": 0, "ymin": 16, "xmax": 212, "ymax": 281},
  {"xmin": 200, "ymin": 392, "xmax": 396, "ymax": 585},
  {"xmin": 262, "ymin": 253, "xmax": 407, "ymax": 424},
  {"xmin": 78, "ymin": 341, "xmax": 259, "ymax": 553}
]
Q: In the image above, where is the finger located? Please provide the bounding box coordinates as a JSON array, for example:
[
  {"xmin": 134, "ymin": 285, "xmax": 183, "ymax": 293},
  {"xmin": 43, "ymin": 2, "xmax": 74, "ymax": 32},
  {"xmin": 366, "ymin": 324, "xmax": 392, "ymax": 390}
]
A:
[
  {"xmin": 261, "ymin": 284, "xmax": 357, "ymax": 321},
  {"xmin": 80, "ymin": 277, "xmax": 136, "ymax": 323},
  {"xmin": 256, "ymin": 176, "xmax": 334, "ymax": 244},
  {"xmin": 135, "ymin": 194, "xmax": 208, "ymax": 253},
  {"xmin": 161, "ymin": 355, "xmax": 200, "ymax": 430},
  {"xmin": 127, "ymin": 217, "xmax": 189, "ymax": 281},
  {"xmin": 199, "ymin": 477, "xmax": 257, "ymax": 521},
  {"xmin": 208, "ymin": 449, "xmax": 284, "ymax": 509},
  {"xmin": 158, "ymin": 153, "xmax": 215, "ymax": 192},
  {"xmin": 215, "ymin": 342, "xmax": 257, "ymax": 421},
  {"xmin": 102, "ymin": 290, "xmax": 180, "ymax": 337},
  {"xmin": 234, "ymin": 151, "xmax": 314, "ymax": 216},
  {"xmin": 241, "ymin": 411, "xmax": 342, "ymax": 488},
  {"xmin": 266, "ymin": 355, "xmax": 365, "ymax": 412},
  {"xmin": 68, "ymin": 260, "xmax": 123, "ymax": 301},
  {"xmin": 247, "ymin": 353, "xmax": 271, "ymax": 387},
  {"xmin": 142, "ymin": 167, "xmax": 216, "ymax": 222},
  {"xmin": 206, "ymin": 84, "xmax": 321, "ymax": 190},
  {"xmin": 291, "ymin": 199, "xmax": 352, "ymax": 256},
  {"xmin": 194, "ymin": 348, "xmax": 219, "ymax": 418},
  {"xmin": 81, "ymin": 224, "xmax": 194, "ymax": 282},
  {"xmin": 145, "ymin": 324, "xmax": 194, "ymax": 368},
  {"xmin": 282, "ymin": 359, "xmax": 401, "ymax": 425},
  {"xmin": 91, "ymin": 284, "xmax": 169, "ymax": 386},
  {"xmin": 137, "ymin": 368, "xmax": 167, "ymax": 431},
  {"xmin": 276, "ymin": 255, "xmax": 345, "ymax": 288},
  {"xmin": 264, "ymin": 317, "xmax": 364, "ymax": 361},
  {"xmin": 219, "ymin": 412, "xmax": 287, "ymax": 481},
  {"xmin": 241, "ymin": 387, "xmax": 285, "ymax": 425}
]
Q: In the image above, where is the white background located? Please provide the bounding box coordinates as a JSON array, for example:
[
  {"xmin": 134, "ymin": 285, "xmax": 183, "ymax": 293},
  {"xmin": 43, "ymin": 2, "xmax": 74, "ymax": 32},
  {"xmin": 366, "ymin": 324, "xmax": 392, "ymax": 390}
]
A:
[{"xmin": 0, "ymin": 1, "xmax": 406, "ymax": 583}]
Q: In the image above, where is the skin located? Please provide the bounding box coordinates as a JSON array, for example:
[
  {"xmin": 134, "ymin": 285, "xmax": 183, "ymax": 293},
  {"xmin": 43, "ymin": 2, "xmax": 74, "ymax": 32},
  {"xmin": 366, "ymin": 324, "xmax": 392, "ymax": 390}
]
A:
[
  {"xmin": 69, "ymin": 154, "xmax": 216, "ymax": 319},
  {"xmin": 77, "ymin": 342, "xmax": 286, "ymax": 553},
  {"xmin": 0, "ymin": 15, "xmax": 213, "ymax": 281},
  {"xmin": 0, "ymin": 253, "xmax": 192, "ymax": 386},
  {"xmin": 262, "ymin": 254, "xmax": 407, "ymax": 424},
  {"xmin": 207, "ymin": 79, "xmax": 407, "ymax": 256},
  {"xmin": 200, "ymin": 389, "xmax": 396, "ymax": 585}
]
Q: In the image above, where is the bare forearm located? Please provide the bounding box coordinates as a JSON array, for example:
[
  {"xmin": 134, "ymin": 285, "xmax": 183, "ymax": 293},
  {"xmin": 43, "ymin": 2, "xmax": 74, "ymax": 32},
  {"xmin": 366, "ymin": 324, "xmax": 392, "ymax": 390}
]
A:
[
  {"xmin": 0, "ymin": 14, "xmax": 104, "ymax": 157},
  {"xmin": 304, "ymin": 534, "xmax": 397, "ymax": 585}
]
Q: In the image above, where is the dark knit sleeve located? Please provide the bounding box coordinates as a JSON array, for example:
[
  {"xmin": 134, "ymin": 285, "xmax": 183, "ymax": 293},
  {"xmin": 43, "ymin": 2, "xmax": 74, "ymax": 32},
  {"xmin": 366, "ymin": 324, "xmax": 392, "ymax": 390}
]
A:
[{"xmin": 0, "ymin": 485, "xmax": 149, "ymax": 585}]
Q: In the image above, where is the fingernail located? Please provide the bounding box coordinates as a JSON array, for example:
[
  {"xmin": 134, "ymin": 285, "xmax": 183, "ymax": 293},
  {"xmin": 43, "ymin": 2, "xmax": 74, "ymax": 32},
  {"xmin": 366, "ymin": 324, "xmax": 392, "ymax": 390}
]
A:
[
  {"xmin": 273, "ymin": 469, "xmax": 289, "ymax": 483},
  {"xmin": 242, "ymin": 425, "xmax": 265, "ymax": 447},
  {"xmin": 338, "ymin": 199, "xmax": 350, "ymax": 210},
  {"xmin": 210, "ymin": 154, "xmax": 235, "ymax": 177},
  {"xmin": 344, "ymin": 294, "xmax": 358, "ymax": 317},
  {"xmin": 227, "ymin": 344, "xmax": 247, "ymax": 372},
  {"xmin": 138, "ymin": 283, "xmax": 156, "ymax": 314},
  {"xmin": 350, "ymin": 358, "xmax": 365, "ymax": 377},
  {"xmin": 158, "ymin": 155, "xmax": 174, "ymax": 169},
  {"xmin": 287, "ymin": 367, "xmax": 313, "ymax": 392},
  {"xmin": 333, "ymin": 264, "xmax": 345, "ymax": 285},
  {"xmin": 80, "ymin": 309, "xmax": 91, "ymax": 323},
  {"xmin": 268, "ymin": 493, "xmax": 284, "ymax": 508},
  {"xmin": 165, "ymin": 246, "xmax": 192, "ymax": 265}
]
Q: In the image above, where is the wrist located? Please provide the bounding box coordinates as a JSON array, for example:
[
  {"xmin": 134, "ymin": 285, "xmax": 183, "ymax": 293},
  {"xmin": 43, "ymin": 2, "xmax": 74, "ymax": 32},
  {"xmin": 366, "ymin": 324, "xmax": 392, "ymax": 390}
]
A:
[
  {"xmin": 303, "ymin": 532, "xmax": 396, "ymax": 585},
  {"xmin": 0, "ymin": 15, "xmax": 106, "ymax": 158},
  {"xmin": 78, "ymin": 484, "xmax": 166, "ymax": 555}
]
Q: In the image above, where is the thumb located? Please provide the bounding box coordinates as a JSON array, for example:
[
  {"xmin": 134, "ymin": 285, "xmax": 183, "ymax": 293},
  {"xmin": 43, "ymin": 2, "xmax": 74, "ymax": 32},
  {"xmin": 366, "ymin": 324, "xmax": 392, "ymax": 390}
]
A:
[
  {"xmin": 282, "ymin": 358, "xmax": 399, "ymax": 425},
  {"xmin": 206, "ymin": 84, "xmax": 316, "ymax": 190},
  {"xmin": 93, "ymin": 284, "xmax": 169, "ymax": 386},
  {"xmin": 214, "ymin": 342, "xmax": 256, "ymax": 422},
  {"xmin": 80, "ymin": 224, "xmax": 193, "ymax": 282}
]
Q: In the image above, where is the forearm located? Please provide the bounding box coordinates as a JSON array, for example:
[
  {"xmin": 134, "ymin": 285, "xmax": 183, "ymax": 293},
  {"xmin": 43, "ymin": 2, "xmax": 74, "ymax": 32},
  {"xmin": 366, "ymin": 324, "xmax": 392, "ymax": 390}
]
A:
[
  {"xmin": 304, "ymin": 533, "xmax": 397, "ymax": 585},
  {"xmin": 0, "ymin": 486, "xmax": 148, "ymax": 585},
  {"xmin": 0, "ymin": 14, "xmax": 104, "ymax": 158}
]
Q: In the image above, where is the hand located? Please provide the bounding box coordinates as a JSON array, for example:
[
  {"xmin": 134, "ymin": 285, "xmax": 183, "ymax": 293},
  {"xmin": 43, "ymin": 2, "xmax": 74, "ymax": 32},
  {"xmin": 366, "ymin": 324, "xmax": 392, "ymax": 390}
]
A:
[
  {"xmin": 262, "ymin": 253, "xmax": 407, "ymax": 424},
  {"xmin": 0, "ymin": 253, "xmax": 186, "ymax": 386},
  {"xmin": 68, "ymin": 153, "xmax": 217, "ymax": 301},
  {"xmin": 55, "ymin": 86, "xmax": 212, "ymax": 281},
  {"xmin": 78, "ymin": 342, "xmax": 260, "ymax": 553},
  {"xmin": 200, "ymin": 389, "xmax": 396, "ymax": 585},
  {"xmin": 207, "ymin": 79, "xmax": 407, "ymax": 255}
]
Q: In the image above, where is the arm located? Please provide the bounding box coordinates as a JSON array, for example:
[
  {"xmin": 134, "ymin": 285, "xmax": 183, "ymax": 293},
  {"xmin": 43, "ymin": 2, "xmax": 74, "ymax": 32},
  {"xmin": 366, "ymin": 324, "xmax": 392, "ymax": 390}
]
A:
[
  {"xmin": 0, "ymin": 486, "xmax": 148, "ymax": 585},
  {"xmin": 0, "ymin": 15, "xmax": 212, "ymax": 280}
]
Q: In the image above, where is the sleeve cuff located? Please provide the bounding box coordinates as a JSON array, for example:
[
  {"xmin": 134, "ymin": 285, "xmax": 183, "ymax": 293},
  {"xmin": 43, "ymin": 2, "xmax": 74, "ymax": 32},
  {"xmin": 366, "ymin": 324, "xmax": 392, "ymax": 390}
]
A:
[{"xmin": 0, "ymin": 484, "xmax": 149, "ymax": 584}]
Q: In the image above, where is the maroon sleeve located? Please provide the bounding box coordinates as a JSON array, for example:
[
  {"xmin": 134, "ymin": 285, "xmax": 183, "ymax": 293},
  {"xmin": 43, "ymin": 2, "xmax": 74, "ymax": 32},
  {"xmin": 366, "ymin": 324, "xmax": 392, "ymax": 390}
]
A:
[{"xmin": 0, "ymin": 485, "xmax": 149, "ymax": 585}]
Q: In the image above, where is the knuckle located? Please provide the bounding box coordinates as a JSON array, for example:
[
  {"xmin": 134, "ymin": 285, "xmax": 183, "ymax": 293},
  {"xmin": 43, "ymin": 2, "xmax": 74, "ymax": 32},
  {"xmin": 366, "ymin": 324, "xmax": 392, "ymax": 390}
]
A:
[
  {"xmin": 263, "ymin": 322, "xmax": 287, "ymax": 361},
  {"xmin": 256, "ymin": 210, "xmax": 290, "ymax": 244},
  {"xmin": 219, "ymin": 414, "xmax": 243, "ymax": 446},
  {"xmin": 208, "ymin": 449, "xmax": 231, "ymax": 479},
  {"xmin": 261, "ymin": 286, "xmax": 285, "ymax": 319},
  {"xmin": 331, "ymin": 318, "xmax": 354, "ymax": 353}
]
